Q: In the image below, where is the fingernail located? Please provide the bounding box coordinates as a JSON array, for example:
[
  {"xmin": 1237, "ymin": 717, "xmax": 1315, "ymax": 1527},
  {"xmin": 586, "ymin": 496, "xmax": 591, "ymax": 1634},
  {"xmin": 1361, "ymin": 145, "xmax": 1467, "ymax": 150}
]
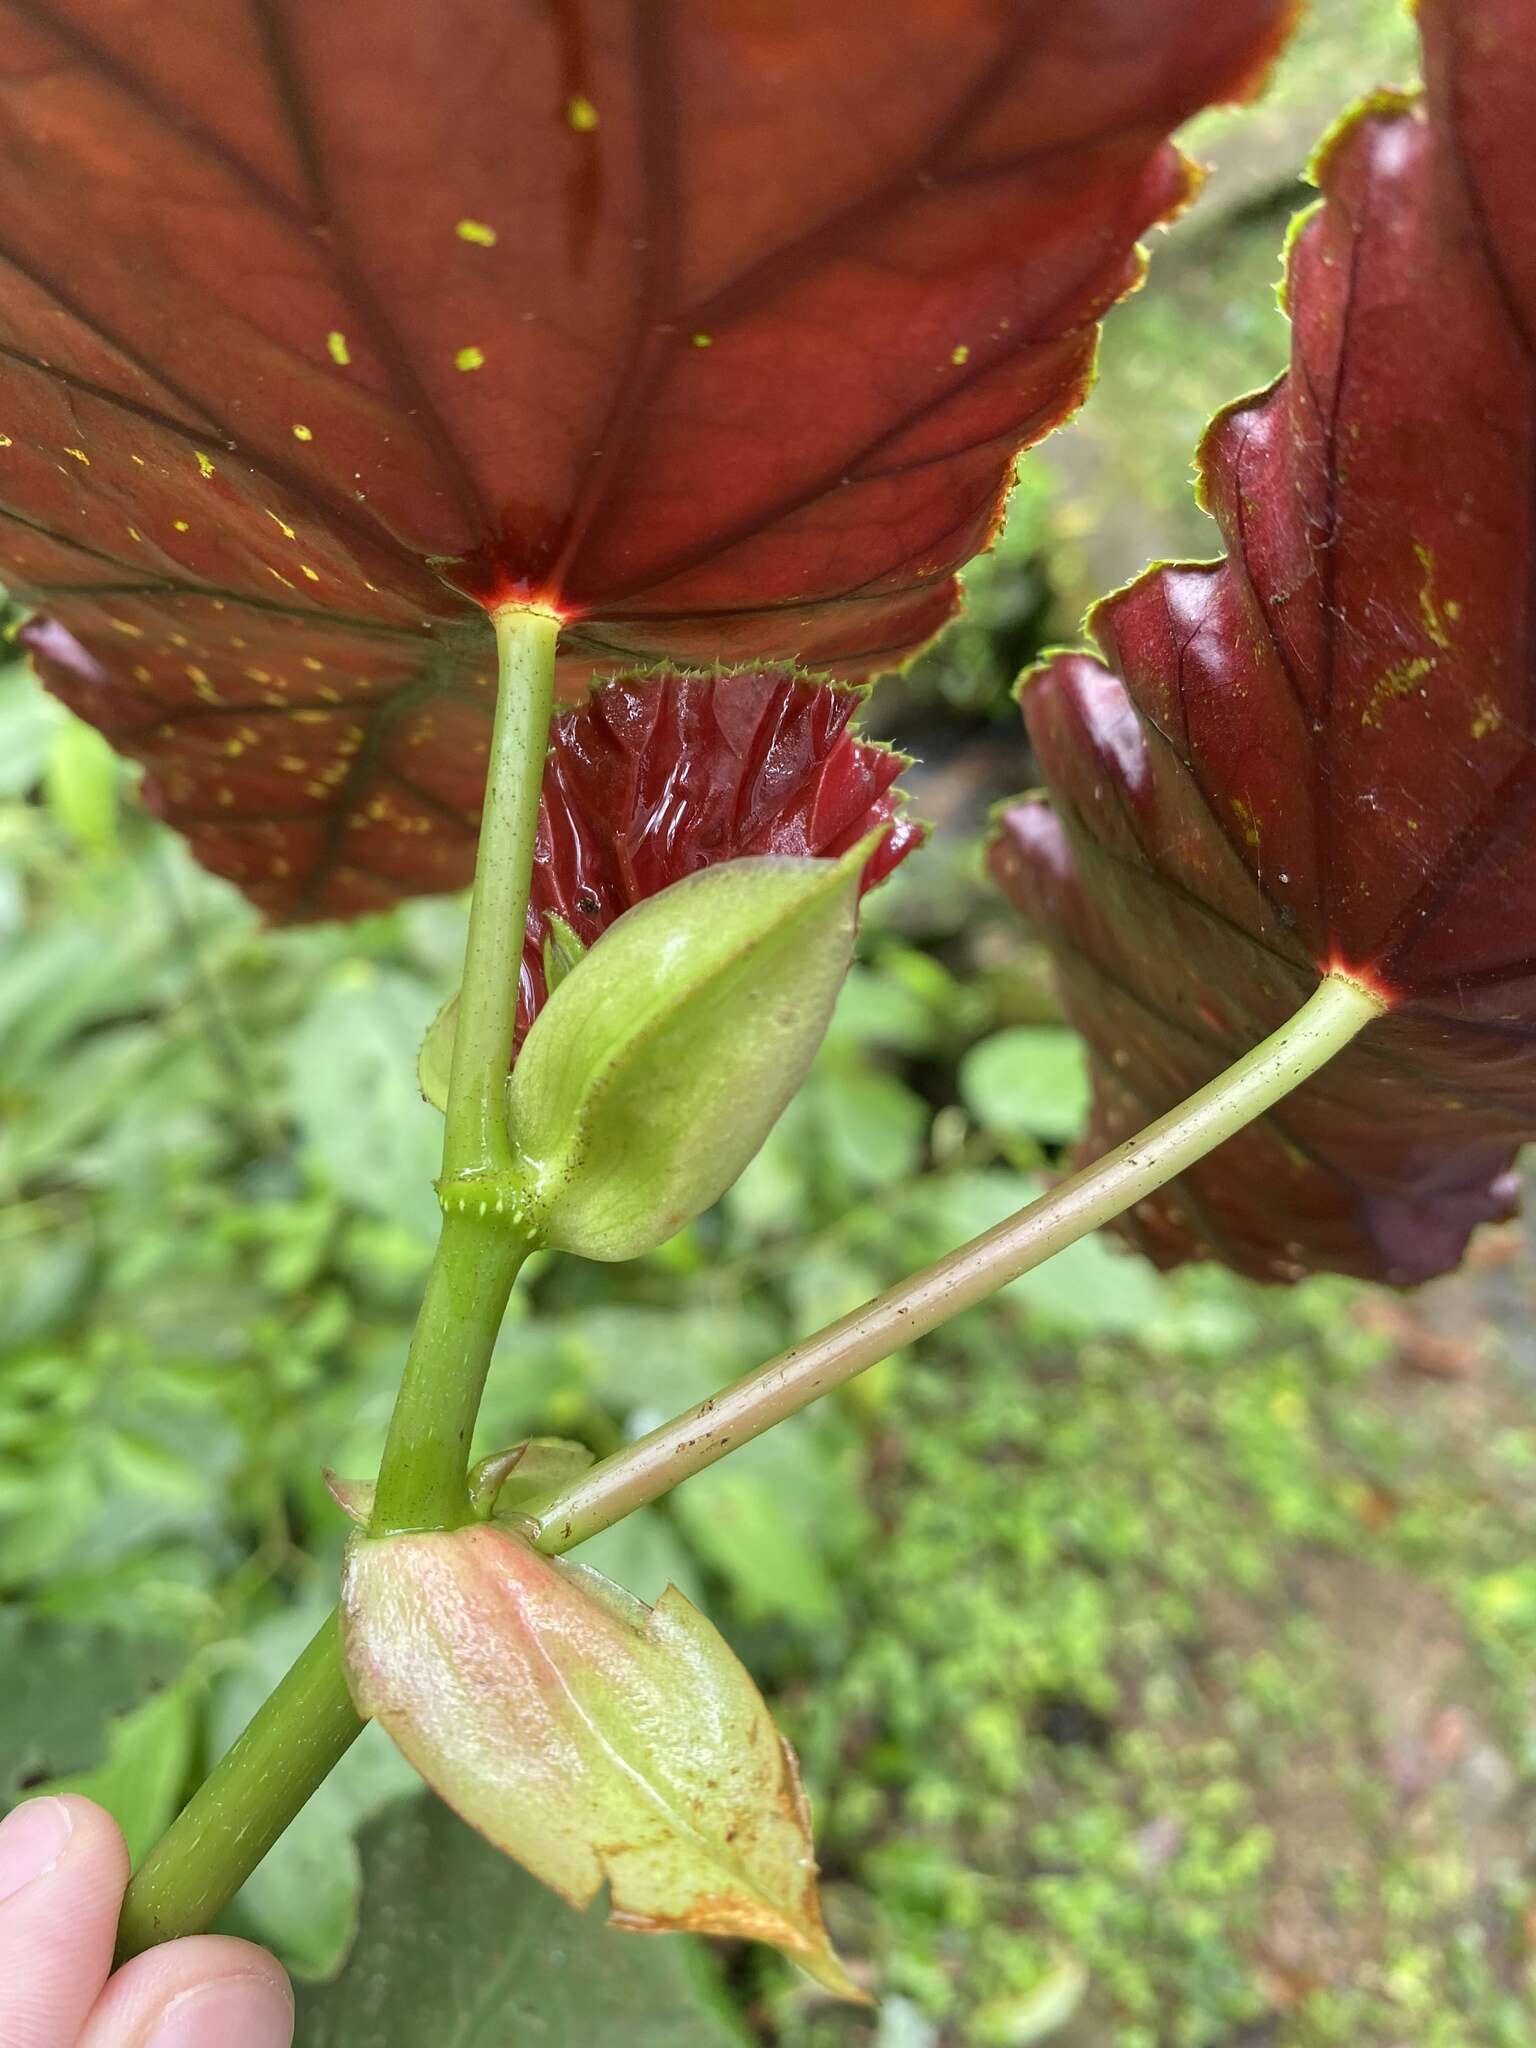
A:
[
  {"xmin": 0, "ymin": 1797, "xmax": 74, "ymax": 1904},
  {"xmin": 144, "ymin": 1975, "xmax": 294, "ymax": 2048}
]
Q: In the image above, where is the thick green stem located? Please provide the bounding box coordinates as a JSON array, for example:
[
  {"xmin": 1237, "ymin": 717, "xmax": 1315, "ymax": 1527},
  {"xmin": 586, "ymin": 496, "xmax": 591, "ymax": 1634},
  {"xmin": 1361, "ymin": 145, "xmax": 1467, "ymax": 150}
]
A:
[
  {"xmin": 372, "ymin": 602, "xmax": 556, "ymax": 1535},
  {"xmin": 116, "ymin": 1614, "xmax": 360, "ymax": 1960},
  {"xmin": 442, "ymin": 606, "xmax": 560, "ymax": 1181},
  {"xmin": 532, "ymin": 972, "xmax": 1383, "ymax": 1553},
  {"xmin": 119, "ymin": 607, "xmax": 558, "ymax": 1953},
  {"xmin": 368, "ymin": 1221, "xmax": 528, "ymax": 1535}
]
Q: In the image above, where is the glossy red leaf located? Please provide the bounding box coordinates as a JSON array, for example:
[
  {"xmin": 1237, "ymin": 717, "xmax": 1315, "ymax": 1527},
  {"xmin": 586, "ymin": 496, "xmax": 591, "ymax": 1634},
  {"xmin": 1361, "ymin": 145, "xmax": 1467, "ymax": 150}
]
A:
[
  {"xmin": 1, "ymin": 0, "xmax": 1291, "ymax": 919},
  {"xmin": 991, "ymin": 0, "xmax": 1536, "ymax": 1285},
  {"xmin": 518, "ymin": 666, "xmax": 919, "ymax": 1038}
]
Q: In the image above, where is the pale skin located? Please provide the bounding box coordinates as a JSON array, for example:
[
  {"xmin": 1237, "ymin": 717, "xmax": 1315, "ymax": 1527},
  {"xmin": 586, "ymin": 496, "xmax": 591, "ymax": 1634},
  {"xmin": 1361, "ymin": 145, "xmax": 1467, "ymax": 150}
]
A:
[{"xmin": 0, "ymin": 1799, "xmax": 291, "ymax": 2048}]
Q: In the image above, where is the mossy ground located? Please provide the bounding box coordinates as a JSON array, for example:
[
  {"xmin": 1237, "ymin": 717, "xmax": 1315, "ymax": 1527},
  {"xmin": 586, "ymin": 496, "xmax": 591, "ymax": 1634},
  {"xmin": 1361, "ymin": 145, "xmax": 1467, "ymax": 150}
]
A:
[{"xmin": 763, "ymin": 1247, "xmax": 1536, "ymax": 2046}]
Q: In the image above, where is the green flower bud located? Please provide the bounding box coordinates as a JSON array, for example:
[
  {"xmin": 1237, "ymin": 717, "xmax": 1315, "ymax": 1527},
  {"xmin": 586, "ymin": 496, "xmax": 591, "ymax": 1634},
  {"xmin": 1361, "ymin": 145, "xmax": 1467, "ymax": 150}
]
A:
[{"xmin": 508, "ymin": 843, "xmax": 872, "ymax": 1261}]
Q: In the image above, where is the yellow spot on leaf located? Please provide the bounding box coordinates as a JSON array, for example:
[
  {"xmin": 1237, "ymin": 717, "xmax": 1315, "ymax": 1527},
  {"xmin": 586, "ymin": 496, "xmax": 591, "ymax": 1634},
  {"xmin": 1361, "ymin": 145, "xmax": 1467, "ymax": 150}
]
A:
[
  {"xmin": 455, "ymin": 218, "xmax": 498, "ymax": 247},
  {"xmin": 301, "ymin": 564, "xmax": 320, "ymax": 581},
  {"xmin": 566, "ymin": 95, "xmax": 599, "ymax": 131},
  {"xmin": 951, "ymin": 344, "xmax": 970, "ymax": 366},
  {"xmin": 1362, "ymin": 655, "xmax": 1434, "ymax": 728},
  {"xmin": 0, "ymin": 434, "xmax": 11, "ymax": 448},
  {"xmin": 301, "ymin": 656, "xmax": 324, "ymax": 672},
  {"xmin": 65, "ymin": 446, "xmax": 89, "ymax": 464},
  {"xmin": 293, "ymin": 424, "xmax": 314, "ymax": 442},
  {"xmin": 455, "ymin": 345, "xmax": 486, "ymax": 371},
  {"xmin": 1471, "ymin": 697, "xmax": 1502, "ymax": 739},
  {"xmin": 173, "ymin": 519, "xmax": 190, "ymax": 533},
  {"xmin": 327, "ymin": 330, "xmax": 351, "ymax": 367},
  {"xmin": 195, "ymin": 450, "xmax": 215, "ymax": 478},
  {"xmin": 1230, "ymin": 797, "xmax": 1262, "ymax": 849},
  {"xmin": 1412, "ymin": 543, "xmax": 1454, "ymax": 651},
  {"xmin": 266, "ymin": 509, "xmax": 297, "ymax": 540}
]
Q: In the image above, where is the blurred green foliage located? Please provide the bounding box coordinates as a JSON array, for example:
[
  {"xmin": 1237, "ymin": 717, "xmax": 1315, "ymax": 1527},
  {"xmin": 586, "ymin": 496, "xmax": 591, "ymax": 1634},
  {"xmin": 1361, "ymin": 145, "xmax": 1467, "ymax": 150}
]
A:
[
  {"xmin": 6, "ymin": 6, "xmax": 1535, "ymax": 2044},
  {"xmin": 1037, "ymin": 0, "xmax": 1422, "ymax": 624}
]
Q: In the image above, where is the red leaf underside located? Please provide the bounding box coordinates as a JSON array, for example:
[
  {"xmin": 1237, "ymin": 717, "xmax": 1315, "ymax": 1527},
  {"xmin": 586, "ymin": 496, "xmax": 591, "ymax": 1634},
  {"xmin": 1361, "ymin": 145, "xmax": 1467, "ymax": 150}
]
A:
[
  {"xmin": 0, "ymin": 0, "xmax": 1291, "ymax": 918},
  {"xmin": 992, "ymin": 0, "xmax": 1536, "ymax": 1286}
]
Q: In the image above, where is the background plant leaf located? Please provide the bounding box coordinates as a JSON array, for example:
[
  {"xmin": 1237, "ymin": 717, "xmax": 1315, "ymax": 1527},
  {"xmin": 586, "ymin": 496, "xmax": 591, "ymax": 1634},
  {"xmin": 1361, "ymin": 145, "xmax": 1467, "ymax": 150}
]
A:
[
  {"xmin": 29, "ymin": 1671, "xmax": 199, "ymax": 1864},
  {"xmin": 0, "ymin": 0, "xmax": 1291, "ymax": 920},
  {"xmin": 297, "ymin": 1792, "xmax": 750, "ymax": 2048},
  {"xmin": 0, "ymin": 1612, "xmax": 182, "ymax": 1803},
  {"xmin": 990, "ymin": 0, "xmax": 1536, "ymax": 1284}
]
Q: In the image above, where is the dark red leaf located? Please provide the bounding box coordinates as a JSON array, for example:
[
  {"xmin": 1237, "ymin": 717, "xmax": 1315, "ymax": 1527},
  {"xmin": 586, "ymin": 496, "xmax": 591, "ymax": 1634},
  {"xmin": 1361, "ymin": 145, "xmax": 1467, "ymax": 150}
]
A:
[
  {"xmin": 1, "ymin": 0, "xmax": 1290, "ymax": 919},
  {"xmin": 519, "ymin": 665, "xmax": 920, "ymax": 1038},
  {"xmin": 990, "ymin": 0, "xmax": 1536, "ymax": 1285}
]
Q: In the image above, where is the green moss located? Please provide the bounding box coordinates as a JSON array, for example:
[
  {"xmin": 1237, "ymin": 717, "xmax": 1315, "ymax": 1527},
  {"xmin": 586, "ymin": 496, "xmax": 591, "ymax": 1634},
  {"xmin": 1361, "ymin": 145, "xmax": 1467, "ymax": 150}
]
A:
[{"xmin": 769, "ymin": 1264, "xmax": 1536, "ymax": 2044}]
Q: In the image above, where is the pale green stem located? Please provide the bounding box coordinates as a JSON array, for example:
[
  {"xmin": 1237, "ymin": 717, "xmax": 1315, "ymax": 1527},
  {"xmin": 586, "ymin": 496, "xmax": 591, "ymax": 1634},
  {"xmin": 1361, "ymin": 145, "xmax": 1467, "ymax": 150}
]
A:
[
  {"xmin": 532, "ymin": 972, "xmax": 1383, "ymax": 1553},
  {"xmin": 441, "ymin": 605, "xmax": 561, "ymax": 1181},
  {"xmin": 371, "ymin": 602, "xmax": 558, "ymax": 1536},
  {"xmin": 116, "ymin": 1615, "xmax": 359, "ymax": 1960}
]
